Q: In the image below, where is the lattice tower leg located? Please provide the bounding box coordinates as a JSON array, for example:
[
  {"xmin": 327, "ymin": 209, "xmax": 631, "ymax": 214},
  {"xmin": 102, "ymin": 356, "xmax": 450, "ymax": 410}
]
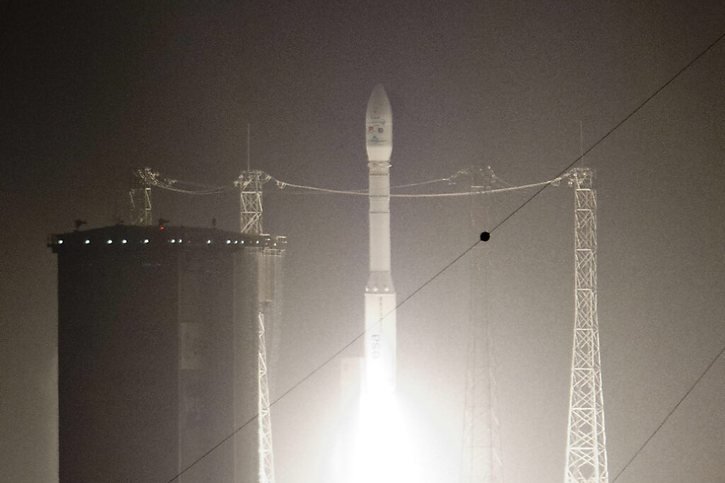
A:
[
  {"xmin": 461, "ymin": 305, "xmax": 503, "ymax": 483},
  {"xmin": 257, "ymin": 311, "xmax": 276, "ymax": 483},
  {"xmin": 564, "ymin": 168, "xmax": 609, "ymax": 483},
  {"xmin": 128, "ymin": 187, "xmax": 152, "ymax": 226},
  {"xmin": 461, "ymin": 166, "xmax": 503, "ymax": 483},
  {"xmin": 238, "ymin": 171, "xmax": 269, "ymax": 235}
]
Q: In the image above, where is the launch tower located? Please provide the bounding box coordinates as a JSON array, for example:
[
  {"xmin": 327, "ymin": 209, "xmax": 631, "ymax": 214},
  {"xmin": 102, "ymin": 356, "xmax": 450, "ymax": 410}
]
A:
[{"xmin": 564, "ymin": 168, "xmax": 609, "ymax": 483}]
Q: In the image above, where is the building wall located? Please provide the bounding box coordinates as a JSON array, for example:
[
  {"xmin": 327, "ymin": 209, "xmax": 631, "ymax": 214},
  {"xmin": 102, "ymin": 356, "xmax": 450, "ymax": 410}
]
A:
[{"xmin": 56, "ymin": 239, "xmax": 263, "ymax": 482}]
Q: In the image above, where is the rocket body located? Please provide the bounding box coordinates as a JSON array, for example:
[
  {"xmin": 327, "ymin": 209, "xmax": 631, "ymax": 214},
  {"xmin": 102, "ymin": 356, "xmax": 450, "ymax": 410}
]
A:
[{"xmin": 365, "ymin": 85, "xmax": 396, "ymax": 395}]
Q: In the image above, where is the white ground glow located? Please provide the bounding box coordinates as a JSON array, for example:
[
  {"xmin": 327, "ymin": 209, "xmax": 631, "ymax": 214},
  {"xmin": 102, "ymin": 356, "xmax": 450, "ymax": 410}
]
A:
[{"xmin": 349, "ymin": 391, "xmax": 421, "ymax": 483}]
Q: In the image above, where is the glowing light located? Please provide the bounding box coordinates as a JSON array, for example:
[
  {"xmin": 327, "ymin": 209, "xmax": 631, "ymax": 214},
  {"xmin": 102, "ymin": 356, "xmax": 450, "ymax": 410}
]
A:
[
  {"xmin": 170, "ymin": 239, "xmax": 176, "ymax": 244},
  {"xmin": 57, "ymin": 240, "xmax": 63, "ymax": 245},
  {"xmin": 121, "ymin": 239, "xmax": 127, "ymax": 244},
  {"xmin": 207, "ymin": 239, "xmax": 212, "ymax": 244},
  {"xmin": 84, "ymin": 240, "xmax": 90, "ymax": 245},
  {"xmin": 143, "ymin": 239, "xmax": 149, "ymax": 244},
  {"xmin": 106, "ymin": 240, "xmax": 113, "ymax": 244},
  {"xmin": 349, "ymin": 392, "xmax": 421, "ymax": 483},
  {"xmin": 226, "ymin": 240, "xmax": 231, "ymax": 244}
]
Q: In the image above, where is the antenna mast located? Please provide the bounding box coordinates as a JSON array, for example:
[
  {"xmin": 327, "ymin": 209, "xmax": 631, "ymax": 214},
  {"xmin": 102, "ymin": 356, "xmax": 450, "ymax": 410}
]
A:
[{"xmin": 236, "ymin": 126, "xmax": 270, "ymax": 235}]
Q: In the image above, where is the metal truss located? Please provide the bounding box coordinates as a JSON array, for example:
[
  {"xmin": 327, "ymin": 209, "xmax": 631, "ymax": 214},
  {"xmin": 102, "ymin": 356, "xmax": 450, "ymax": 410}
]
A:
[
  {"xmin": 257, "ymin": 311, "xmax": 276, "ymax": 483},
  {"xmin": 241, "ymin": 171, "xmax": 277, "ymax": 483},
  {"xmin": 129, "ymin": 168, "xmax": 159, "ymax": 226},
  {"xmin": 564, "ymin": 168, "xmax": 609, "ymax": 483},
  {"xmin": 236, "ymin": 170, "xmax": 271, "ymax": 235},
  {"xmin": 128, "ymin": 187, "xmax": 152, "ymax": 226}
]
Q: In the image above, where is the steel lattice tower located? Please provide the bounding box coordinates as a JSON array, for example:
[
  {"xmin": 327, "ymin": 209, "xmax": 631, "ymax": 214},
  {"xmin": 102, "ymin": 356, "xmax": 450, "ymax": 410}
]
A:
[
  {"xmin": 461, "ymin": 166, "xmax": 503, "ymax": 483},
  {"xmin": 237, "ymin": 170, "xmax": 270, "ymax": 235},
  {"xmin": 564, "ymin": 168, "xmax": 609, "ymax": 483},
  {"xmin": 256, "ymin": 311, "xmax": 276, "ymax": 483},
  {"xmin": 128, "ymin": 187, "xmax": 152, "ymax": 225},
  {"xmin": 129, "ymin": 168, "xmax": 158, "ymax": 226},
  {"xmin": 238, "ymin": 170, "xmax": 278, "ymax": 483}
]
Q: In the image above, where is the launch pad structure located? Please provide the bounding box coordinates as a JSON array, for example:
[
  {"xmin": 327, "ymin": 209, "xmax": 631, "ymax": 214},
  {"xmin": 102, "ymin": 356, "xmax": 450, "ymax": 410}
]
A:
[
  {"xmin": 126, "ymin": 165, "xmax": 285, "ymax": 483},
  {"xmin": 121, "ymin": 88, "xmax": 609, "ymax": 483}
]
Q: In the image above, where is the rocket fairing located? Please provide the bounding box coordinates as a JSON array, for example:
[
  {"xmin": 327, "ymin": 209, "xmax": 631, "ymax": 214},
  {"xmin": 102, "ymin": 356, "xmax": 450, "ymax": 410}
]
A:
[
  {"xmin": 365, "ymin": 84, "xmax": 396, "ymax": 395},
  {"xmin": 366, "ymin": 84, "xmax": 393, "ymax": 163}
]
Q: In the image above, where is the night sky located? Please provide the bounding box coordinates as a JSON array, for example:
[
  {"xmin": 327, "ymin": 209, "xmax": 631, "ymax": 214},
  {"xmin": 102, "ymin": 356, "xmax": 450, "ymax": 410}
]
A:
[{"xmin": 1, "ymin": 1, "xmax": 724, "ymax": 482}]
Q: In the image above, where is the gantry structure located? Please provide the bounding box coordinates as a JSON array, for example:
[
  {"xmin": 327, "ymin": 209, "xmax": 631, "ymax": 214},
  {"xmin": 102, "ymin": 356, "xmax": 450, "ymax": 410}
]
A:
[
  {"xmin": 564, "ymin": 167, "xmax": 609, "ymax": 483},
  {"xmin": 128, "ymin": 164, "xmax": 609, "ymax": 483}
]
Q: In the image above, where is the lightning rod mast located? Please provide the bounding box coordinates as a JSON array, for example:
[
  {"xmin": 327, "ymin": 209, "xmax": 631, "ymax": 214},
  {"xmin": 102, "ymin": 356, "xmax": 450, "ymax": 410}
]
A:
[
  {"xmin": 236, "ymin": 125, "xmax": 277, "ymax": 483},
  {"xmin": 564, "ymin": 167, "xmax": 609, "ymax": 483}
]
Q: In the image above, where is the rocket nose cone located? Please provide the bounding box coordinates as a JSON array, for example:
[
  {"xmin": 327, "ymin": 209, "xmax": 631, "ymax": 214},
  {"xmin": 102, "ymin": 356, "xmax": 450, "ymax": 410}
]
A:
[
  {"xmin": 366, "ymin": 84, "xmax": 392, "ymax": 121},
  {"xmin": 366, "ymin": 84, "xmax": 393, "ymax": 162}
]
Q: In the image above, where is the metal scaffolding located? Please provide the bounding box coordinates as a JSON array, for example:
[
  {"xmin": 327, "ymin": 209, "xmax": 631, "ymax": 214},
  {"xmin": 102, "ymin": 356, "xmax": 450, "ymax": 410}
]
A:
[{"xmin": 564, "ymin": 168, "xmax": 609, "ymax": 483}]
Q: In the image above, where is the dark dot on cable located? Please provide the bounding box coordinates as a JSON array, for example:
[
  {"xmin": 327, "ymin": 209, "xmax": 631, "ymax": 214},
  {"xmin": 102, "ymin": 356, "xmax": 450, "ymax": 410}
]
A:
[{"xmin": 480, "ymin": 231, "xmax": 490, "ymax": 242}]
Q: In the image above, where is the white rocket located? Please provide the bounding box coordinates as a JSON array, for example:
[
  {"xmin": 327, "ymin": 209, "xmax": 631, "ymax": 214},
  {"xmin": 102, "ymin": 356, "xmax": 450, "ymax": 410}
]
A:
[{"xmin": 365, "ymin": 84, "xmax": 396, "ymax": 395}]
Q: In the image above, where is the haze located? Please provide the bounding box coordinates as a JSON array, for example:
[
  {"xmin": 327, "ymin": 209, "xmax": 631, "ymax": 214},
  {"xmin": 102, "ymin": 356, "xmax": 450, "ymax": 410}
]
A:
[{"xmin": 1, "ymin": 2, "xmax": 724, "ymax": 482}]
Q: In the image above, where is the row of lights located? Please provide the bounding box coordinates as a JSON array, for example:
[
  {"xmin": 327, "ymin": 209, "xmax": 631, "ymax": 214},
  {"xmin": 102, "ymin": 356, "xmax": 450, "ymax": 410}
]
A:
[
  {"xmin": 57, "ymin": 238, "xmax": 267, "ymax": 246},
  {"xmin": 74, "ymin": 238, "xmax": 147, "ymax": 245}
]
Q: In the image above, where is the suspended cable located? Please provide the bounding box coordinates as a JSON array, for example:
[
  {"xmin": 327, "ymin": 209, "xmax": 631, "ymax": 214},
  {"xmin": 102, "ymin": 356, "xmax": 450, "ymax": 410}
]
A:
[
  {"xmin": 152, "ymin": 184, "xmax": 232, "ymax": 195},
  {"xmin": 264, "ymin": 175, "xmax": 452, "ymax": 196},
  {"xmin": 270, "ymin": 175, "xmax": 561, "ymax": 197},
  {"xmin": 391, "ymin": 176, "xmax": 453, "ymax": 189},
  {"xmin": 164, "ymin": 28, "xmax": 725, "ymax": 483},
  {"xmin": 390, "ymin": 178, "xmax": 560, "ymax": 197}
]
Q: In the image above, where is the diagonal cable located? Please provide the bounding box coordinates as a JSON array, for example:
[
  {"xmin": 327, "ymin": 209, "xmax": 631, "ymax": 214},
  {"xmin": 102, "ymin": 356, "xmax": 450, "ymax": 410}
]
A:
[{"xmin": 611, "ymin": 343, "xmax": 725, "ymax": 482}]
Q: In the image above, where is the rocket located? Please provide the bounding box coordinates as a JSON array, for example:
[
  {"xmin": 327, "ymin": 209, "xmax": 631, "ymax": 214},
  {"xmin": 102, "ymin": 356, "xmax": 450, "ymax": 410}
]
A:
[{"xmin": 364, "ymin": 84, "xmax": 396, "ymax": 395}]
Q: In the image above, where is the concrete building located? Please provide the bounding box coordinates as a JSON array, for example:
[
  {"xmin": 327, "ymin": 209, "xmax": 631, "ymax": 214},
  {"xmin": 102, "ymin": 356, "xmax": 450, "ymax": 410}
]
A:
[{"xmin": 50, "ymin": 224, "xmax": 285, "ymax": 482}]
